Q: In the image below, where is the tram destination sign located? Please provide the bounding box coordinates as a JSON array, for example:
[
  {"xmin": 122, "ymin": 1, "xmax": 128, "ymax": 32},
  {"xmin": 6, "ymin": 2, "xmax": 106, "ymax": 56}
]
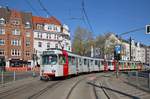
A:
[{"xmin": 43, "ymin": 51, "xmax": 55, "ymax": 55}]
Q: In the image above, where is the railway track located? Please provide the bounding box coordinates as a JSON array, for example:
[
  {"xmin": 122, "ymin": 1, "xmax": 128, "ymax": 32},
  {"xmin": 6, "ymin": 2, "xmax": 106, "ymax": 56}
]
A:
[
  {"xmin": 0, "ymin": 79, "xmax": 42, "ymax": 99},
  {"xmin": 28, "ymin": 81, "xmax": 61, "ymax": 99},
  {"xmin": 66, "ymin": 78, "xmax": 85, "ymax": 99},
  {"xmin": 92, "ymin": 75, "xmax": 111, "ymax": 99}
]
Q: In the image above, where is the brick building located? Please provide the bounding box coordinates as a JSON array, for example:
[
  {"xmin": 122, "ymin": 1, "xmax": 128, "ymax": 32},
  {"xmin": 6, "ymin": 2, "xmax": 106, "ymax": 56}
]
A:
[{"xmin": 0, "ymin": 7, "xmax": 33, "ymax": 67}]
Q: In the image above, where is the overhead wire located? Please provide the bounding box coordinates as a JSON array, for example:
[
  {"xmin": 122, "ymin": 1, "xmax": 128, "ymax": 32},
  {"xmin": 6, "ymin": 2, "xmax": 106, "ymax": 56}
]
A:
[
  {"xmin": 119, "ymin": 27, "xmax": 145, "ymax": 36},
  {"xmin": 82, "ymin": 0, "xmax": 94, "ymax": 33},
  {"xmin": 26, "ymin": 0, "xmax": 40, "ymax": 16},
  {"xmin": 38, "ymin": 0, "xmax": 52, "ymax": 17}
]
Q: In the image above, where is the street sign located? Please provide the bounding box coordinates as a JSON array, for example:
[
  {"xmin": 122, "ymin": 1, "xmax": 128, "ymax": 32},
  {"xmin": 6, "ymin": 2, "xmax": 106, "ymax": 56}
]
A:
[
  {"xmin": 146, "ymin": 25, "xmax": 150, "ymax": 34},
  {"xmin": 114, "ymin": 45, "xmax": 121, "ymax": 60},
  {"xmin": 115, "ymin": 45, "xmax": 121, "ymax": 54}
]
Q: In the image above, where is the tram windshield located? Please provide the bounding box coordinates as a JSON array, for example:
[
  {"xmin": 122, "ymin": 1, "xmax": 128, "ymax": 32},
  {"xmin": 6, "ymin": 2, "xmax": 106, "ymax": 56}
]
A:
[{"xmin": 42, "ymin": 54, "xmax": 57, "ymax": 65}]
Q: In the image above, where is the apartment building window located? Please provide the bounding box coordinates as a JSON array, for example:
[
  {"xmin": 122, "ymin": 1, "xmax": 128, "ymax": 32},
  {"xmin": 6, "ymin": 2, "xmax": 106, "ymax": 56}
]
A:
[
  {"xmin": 0, "ymin": 39, "xmax": 5, "ymax": 45},
  {"xmin": 46, "ymin": 34, "xmax": 48, "ymax": 39},
  {"xmin": 11, "ymin": 40, "xmax": 21, "ymax": 46},
  {"xmin": 0, "ymin": 18, "xmax": 5, "ymax": 25},
  {"xmin": 26, "ymin": 39, "xmax": 30, "ymax": 47},
  {"xmin": 26, "ymin": 51, "xmax": 30, "ymax": 56},
  {"xmin": 26, "ymin": 32, "xmax": 30, "ymax": 37},
  {"xmin": 54, "ymin": 26, "xmax": 57, "ymax": 31},
  {"xmin": 0, "ymin": 49, "xmax": 5, "ymax": 55},
  {"xmin": 0, "ymin": 28, "xmax": 5, "ymax": 34},
  {"xmin": 47, "ymin": 42, "xmax": 50, "ymax": 49},
  {"xmin": 48, "ymin": 25, "xmax": 52, "ymax": 30},
  {"xmin": 12, "ymin": 20, "xmax": 20, "ymax": 25},
  {"xmin": 38, "ymin": 42, "xmax": 42, "ymax": 47},
  {"xmin": 12, "ymin": 29, "xmax": 20, "ymax": 35},
  {"xmin": 46, "ymin": 34, "xmax": 51, "ymax": 39},
  {"xmin": 37, "ymin": 24, "xmax": 43, "ymax": 30},
  {"xmin": 54, "ymin": 34, "xmax": 57, "ymax": 39},
  {"xmin": 11, "ymin": 49, "xmax": 20, "ymax": 56},
  {"xmin": 37, "ymin": 33, "xmax": 42, "ymax": 38}
]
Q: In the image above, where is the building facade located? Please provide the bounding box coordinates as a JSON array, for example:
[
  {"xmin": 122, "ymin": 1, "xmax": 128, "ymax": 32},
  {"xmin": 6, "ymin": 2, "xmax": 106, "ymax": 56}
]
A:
[
  {"xmin": 145, "ymin": 46, "xmax": 150, "ymax": 66},
  {"xmin": 103, "ymin": 33, "xmax": 146, "ymax": 63},
  {"xmin": 32, "ymin": 16, "xmax": 71, "ymax": 66},
  {"xmin": 0, "ymin": 7, "xmax": 33, "ymax": 67}
]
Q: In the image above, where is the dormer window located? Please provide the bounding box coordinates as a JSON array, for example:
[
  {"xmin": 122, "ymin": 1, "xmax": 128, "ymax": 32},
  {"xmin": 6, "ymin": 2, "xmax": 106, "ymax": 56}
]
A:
[
  {"xmin": 25, "ymin": 22, "xmax": 30, "ymax": 28},
  {"xmin": 12, "ymin": 20, "xmax": 20, "ymax": 25},
  {"xmin": 0, "ymin": 18, "xmax": 5, "ymax": 25},
  {"xmin": 37, "ymin": 24, "xmax": 43, "ymax": 30}
]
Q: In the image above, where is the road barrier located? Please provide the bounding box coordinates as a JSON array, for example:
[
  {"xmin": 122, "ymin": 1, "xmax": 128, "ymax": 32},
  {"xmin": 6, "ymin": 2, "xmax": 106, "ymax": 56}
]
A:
[
  {"xmin": 0, "ymin": 71, "xmax": 39, "ymax": 86},
  {"xmin": 121, "ymin": 71, "xmax": 150, "ymax": 92}
]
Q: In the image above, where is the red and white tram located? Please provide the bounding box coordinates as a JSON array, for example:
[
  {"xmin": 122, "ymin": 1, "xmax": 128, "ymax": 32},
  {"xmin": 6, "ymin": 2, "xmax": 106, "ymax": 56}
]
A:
[{"xmin": 40, "ymin": 49, "xmax": 142, "ymax": 80}]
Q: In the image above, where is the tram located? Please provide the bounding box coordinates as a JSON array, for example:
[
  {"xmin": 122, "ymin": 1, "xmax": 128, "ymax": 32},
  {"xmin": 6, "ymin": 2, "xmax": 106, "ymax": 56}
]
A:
[{"xmin": 40, "ymin": 49, "xmax": 142, "ymax": 80}]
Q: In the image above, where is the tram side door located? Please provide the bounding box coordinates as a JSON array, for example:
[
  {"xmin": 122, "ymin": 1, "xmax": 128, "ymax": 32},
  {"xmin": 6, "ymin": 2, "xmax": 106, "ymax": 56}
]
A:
[{"xmin": 62, "ymin": 51, "xmax": 69, "ymax": 76}]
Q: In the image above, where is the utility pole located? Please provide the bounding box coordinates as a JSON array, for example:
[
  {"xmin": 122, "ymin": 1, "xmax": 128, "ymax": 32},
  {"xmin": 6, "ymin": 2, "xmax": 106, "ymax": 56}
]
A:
[{"xmin": 129, "ymin": 37, "xmax": 132, "ymax": 61}]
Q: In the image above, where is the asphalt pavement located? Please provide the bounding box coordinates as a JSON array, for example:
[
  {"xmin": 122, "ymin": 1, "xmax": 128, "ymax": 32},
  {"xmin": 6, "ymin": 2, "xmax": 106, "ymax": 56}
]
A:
[{"xmin": 0, "ymin": 72, "xmax": 150, "ymax": 99}]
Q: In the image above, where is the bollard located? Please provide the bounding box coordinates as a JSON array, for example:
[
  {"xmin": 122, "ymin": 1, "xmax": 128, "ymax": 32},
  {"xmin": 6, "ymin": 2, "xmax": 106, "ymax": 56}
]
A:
[
  {"xmin": 136, "ymin": 71, "xmax": 139, "ymax": 87},
  {"xmin": 148, "ymin": 73, "xmax": 150, "ymax": 89},
  {"xmin": 13, "ymin": 71, "xmax": 16, "ymax": 81},
  {"xmin": 1, "ymin": 70, "xmax": 4, "ymax": 86}
]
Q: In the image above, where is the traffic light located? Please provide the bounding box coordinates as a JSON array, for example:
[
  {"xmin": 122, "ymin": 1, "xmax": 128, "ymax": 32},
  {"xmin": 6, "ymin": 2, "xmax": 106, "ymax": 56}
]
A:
[
  {"xmin": 114, "ymin": 45, "xmax": 121, "ymax": 60},
  {"xmin": 146, "ymin": 25, "xmax": 150, "ymax": 34},
  {"xmin": 114, "ymin": 51, "xmax": 121, "ymax": 60}
]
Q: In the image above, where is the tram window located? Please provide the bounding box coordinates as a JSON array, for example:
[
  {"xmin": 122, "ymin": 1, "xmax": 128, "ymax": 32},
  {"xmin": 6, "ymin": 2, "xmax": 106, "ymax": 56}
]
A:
[
  {"xmin": 59, "ymin": 55, "xmax": 66, "ymax": 65},
  {"xmin": 101, "ymin": 61, "xmax": 104, "ymax": 65},
  {"xmin": 68, "ymin": 56, "xmax": 72, "ymax": 65},
  {"xmin": 69, "ymin": 56, "xmax": 75, "ymax": 65},
  {"xmin": 118, "ymin": 62, "xmax": 121, "ymax": 65},
  {"xmin": 108, "ymin": 61, "xmax": 111, "ymax": 65},
  {"xmin": 91, "ymin": 60, "xmax": 93, "ymax": 65},
  {"xmin": 98, "ymin": 61, "xmax": 100, "ymax": 66},
  {"xmin": 95, "ymin": 60, "xmax": 98, "ymax": 65},
  {"xmin": 84, "ymin": 59, "xmax": 87, "ymax": 65},
  {"xmin": 79, "ymin": 58, "xmax": 82, "ymax": 65},
  {"xmin": 42, "ymin": 54, "xmax": 57, "ymax": 65}
]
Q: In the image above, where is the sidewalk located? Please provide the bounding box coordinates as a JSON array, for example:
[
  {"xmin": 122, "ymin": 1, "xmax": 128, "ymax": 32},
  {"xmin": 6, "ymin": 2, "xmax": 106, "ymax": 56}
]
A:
[{"xmin": 99, "ymin": 74, "xmax": 150, "ymax": 99}]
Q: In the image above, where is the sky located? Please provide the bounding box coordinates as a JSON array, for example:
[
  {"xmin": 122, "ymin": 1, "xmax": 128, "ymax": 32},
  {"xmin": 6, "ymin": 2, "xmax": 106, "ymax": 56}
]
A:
[{"xmin": 0, "ymin": 0, "xmax": 150, "ymax": 45}]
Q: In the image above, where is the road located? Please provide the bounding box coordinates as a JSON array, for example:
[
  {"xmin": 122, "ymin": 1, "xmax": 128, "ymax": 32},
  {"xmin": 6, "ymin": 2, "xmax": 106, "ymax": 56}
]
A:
[{"xmin": 0, "ymin": 72, "xmax": 150, "ymax": 99}]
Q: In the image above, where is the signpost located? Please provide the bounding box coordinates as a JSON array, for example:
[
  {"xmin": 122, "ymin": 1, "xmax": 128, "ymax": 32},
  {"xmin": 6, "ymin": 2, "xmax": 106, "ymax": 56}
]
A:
[{"xmin": 114, "ymin": 44, "xmax": 121, "ymax": 78}]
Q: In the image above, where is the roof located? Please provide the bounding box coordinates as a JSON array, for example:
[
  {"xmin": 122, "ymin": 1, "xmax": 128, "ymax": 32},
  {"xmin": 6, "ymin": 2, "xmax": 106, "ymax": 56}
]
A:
[
  {"xmin": 21, "ymin": 12, "xmax": 33, "ymax": 27},
  {"xmin": 0, "ymin": 7, "xmax": 11, "ymax": 22},
  {"xmin": 32, "ymin": 16, "xmax": 61, "ymax": 25},
  {"xmin": 10, "ymin": 9, "xmax": 21, "ymax": 18}
]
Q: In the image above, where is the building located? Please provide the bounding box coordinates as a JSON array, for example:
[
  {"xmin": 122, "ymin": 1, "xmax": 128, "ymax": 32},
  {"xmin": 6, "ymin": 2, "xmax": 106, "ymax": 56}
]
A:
[
  {"xmin": 145, "ymin": 46, "xmax": 150, "ymax": 66},
  {"xmin": 0, "ymin": 7, "xmax": 33, "ymax": 67},
  {"xmin": 104, "ymin": 33, "xmax": 120, "ymax": 60},
  {"xmin": 101, "ymin": 33, "xmax": 146, "ymax": 63},
  {"xmin": 32, "ymin": 16, "xmax": 71, "ymax": 66}
]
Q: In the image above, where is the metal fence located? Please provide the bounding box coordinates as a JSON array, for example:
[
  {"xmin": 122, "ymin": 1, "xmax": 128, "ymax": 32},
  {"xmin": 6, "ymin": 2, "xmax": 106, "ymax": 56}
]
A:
[
  {"xmin": 122, "ymin": 71, "xmax": 150, "ymax": 91},
  {"xmin": 0, "ymin": 70, "xmax": 39, "ymax": 86}
]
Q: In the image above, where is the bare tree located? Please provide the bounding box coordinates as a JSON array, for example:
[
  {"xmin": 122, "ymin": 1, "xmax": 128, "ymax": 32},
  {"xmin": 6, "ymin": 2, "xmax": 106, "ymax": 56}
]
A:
[
  {"xmin": 72, "ymin": 26, "xmax": 93, "ymax": 56},
  {"xmin": 95, "ymin": 33, "xmax": 118, "ymax": 59}
]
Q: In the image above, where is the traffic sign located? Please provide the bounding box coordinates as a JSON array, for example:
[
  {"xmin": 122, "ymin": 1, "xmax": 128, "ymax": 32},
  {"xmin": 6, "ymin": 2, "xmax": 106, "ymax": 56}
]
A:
[
  {"xmin": 146, "ymin": 25, "xmax": 150, "ymax": 34},
  {"xmin": 115, "ymin": 45, "xmax": 121, "ymax": 54}
]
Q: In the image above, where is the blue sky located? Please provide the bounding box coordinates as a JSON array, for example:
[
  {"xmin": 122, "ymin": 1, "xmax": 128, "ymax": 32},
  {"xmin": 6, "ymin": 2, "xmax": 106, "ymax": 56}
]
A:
[{"xmin": 0, "ymin": 0, "xmax": 150, "ymax": 45}]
